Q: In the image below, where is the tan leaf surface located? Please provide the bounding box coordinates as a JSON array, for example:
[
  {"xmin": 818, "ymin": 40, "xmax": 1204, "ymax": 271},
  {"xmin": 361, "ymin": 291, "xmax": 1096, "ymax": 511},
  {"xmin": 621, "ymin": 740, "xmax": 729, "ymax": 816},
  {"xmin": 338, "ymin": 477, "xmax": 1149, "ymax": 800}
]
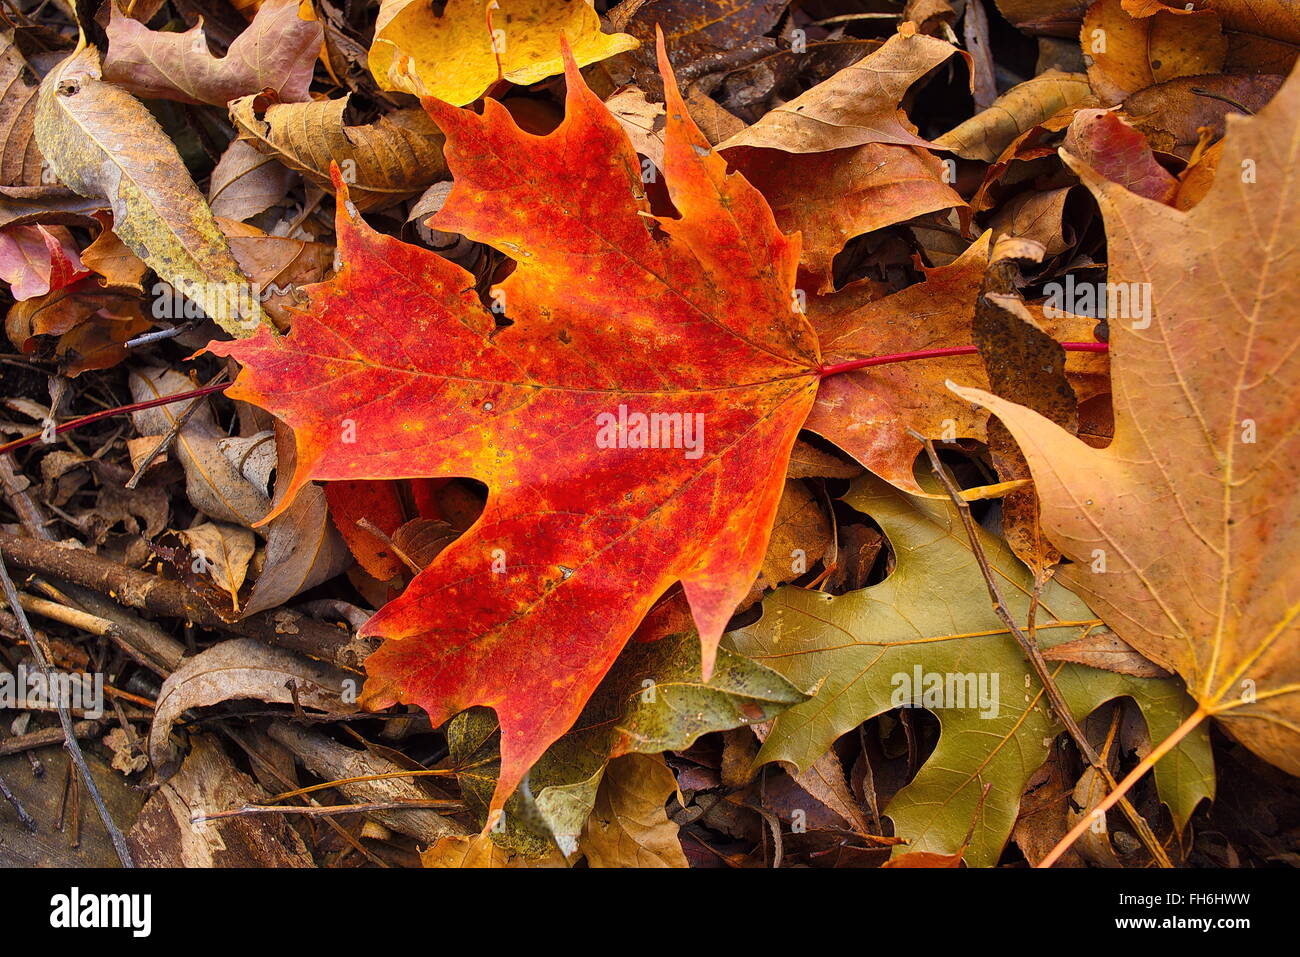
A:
[
  {"xmin": 716, "ymin": 30, "xmax": 968, "ymax": 153},
  {"xmin": 228, "ymin": 94, "xmax": 447, "ymax": 211},
  {"xmin": 1083, "ymin": 0, "xmax": 1227, "ymax": 105},
  {"xmin": 580, "ymin": 753, "xmax": 687, "ymax": 868}
]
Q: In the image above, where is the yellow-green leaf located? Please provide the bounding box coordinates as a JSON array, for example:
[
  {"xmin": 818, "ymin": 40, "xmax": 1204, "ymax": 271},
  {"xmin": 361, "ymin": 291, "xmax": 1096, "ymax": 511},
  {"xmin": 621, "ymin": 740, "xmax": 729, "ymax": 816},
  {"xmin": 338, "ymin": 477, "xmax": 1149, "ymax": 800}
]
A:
[{"xmin": 35, "ymin": 43, "xmax": 265, "ymax": 337}]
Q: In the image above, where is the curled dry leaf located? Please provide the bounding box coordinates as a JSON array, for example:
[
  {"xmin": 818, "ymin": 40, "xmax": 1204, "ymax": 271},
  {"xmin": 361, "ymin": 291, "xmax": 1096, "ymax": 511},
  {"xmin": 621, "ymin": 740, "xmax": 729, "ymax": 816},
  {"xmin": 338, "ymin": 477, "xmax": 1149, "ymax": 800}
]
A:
[
  {"xmin": 1124, "ymin": 0, "xmax": 1300, "ymax": 74},
  {"xmin": 1122, "ymin": 73, "xmax": 1285, "ymax": 157},
  {"xmin": 208, "ymin": 139, "xmax": 297, "ymax": 224},
  {"xmin": 740, "ymin": 478, "xmax": 831, "ymax": 610},
  {"xmin": 580, "ymin": 752, "xmax": 687, "ymax": 868},
  {"xmin": 0, "ymin": 32, "xmax": 49, "ymax": 187},
  {"xmin": 241, "ymin": 454, "xmax": 351, "ymax": 618},
  {"xmin": 0, "ymin": 222, "xmax": 87, "ymax": 300},
  {"xmin": 1082, "ymin": 0, "xmax": 1227, "ymax": 105},
  {"xmin": 222, "ymin": 219, "xmax": 335, "ymax": 328},
  {"xmin": 176, "ymin": 520, "xmax": 257, "ymax": 613},
  {"xmin": 933, "ymin": 70, "xmax": 1093, "ymax": 162},
  {"xmin": 971, "ymin": 247, "xmax": 1076, "ymax": 572},
  {"xmin": 716, "ymin": 30, "xmax": 969, "ymax": 153},
  {"xmin": 35, "ymin": 44, "xmax": 265, "ymax": 337},
  {"xmin": 7, "ymin": 279, "xmax": 150, "ymax": 375},
  {"xmin": 148, "ymin": 637, "xmax": 357, "ymax": 777},
  {"xmin": 129, "ymin": 367, "xmax": 272, "ymax": 527},
  {"xmin": 1062, "ymin": 107, "xmax": 1177, "ymax": 203},
  {"xmin": 726, "ymin": 142, "xmax": 967, "ymax": 293},
  {"xmin": 228, "ymin": 93, "xmax": 449, "ymax": 211},
  {"xmin": 80, "ymin": 212, "xmax": 149, "ymax": 291},
  {"xmin": 1043, "ymin": 630, "xmax": 1173, "ymax": 678}
]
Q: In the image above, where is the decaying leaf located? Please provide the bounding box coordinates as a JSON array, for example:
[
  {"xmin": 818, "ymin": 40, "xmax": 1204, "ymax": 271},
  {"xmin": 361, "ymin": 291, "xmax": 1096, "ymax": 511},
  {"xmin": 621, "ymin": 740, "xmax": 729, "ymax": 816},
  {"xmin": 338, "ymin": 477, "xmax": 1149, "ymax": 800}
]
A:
[
  {"xmin": 103, "ymin": 0, "xmax": 322, "ymax": 107},
  {"xmin": 149, "ymin": 638, "xmax": 357, "ymax": 777},
  {"xmin": 177, "ymin": 521, "xmax": 256, "ymax": 613}
]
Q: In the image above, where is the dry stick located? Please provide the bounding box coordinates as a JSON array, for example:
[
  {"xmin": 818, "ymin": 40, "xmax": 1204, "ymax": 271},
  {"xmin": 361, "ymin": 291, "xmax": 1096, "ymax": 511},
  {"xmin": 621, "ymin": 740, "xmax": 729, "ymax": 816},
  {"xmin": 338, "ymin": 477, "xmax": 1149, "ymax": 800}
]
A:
[
  {"xmin": 0, "ymin": 383, "xmax": 230, "ymax": 457},
  {"xmin": 911, "ymin": 431, "xmax": 1174, "ymax": 869},
  {"xmin": 0, "ymin": 721, "xmax": 102, "ymax": 757},
  {"xmin": 0, "ymin": 554, "xmax": 134, "ymax": 866},
  {"xmin": 0, "ymin": 770, "xmax": 35, "ymax": 831},
  {"xmin": 13, "ymin": 592, "xmax": 118, "ymax": 637},
  {"xmin": 219, "ymin": 727, "xmax": 390, "ymax": 869},
  {"xmin": 0, "ymin": 454, "xmax": 186, "ymax": 674},
  {"xmin": 0, "ymin": 533, "xmax": 365, "ymax": 670},
  {"xmin": 266, "ymin": 767, "xmax": 458, "ymax": 803}
]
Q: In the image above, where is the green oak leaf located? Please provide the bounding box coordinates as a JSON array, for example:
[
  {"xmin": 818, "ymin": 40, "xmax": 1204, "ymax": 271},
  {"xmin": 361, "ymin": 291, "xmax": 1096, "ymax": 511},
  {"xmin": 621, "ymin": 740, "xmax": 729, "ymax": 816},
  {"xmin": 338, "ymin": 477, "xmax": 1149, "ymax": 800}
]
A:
[
  {"xmin": 727, "ymin": 473, "xmax": 1214, "ymax": 867},
  {"xmin": 450, "ymin": 630, "xmax": 807, "ymax": 858}
]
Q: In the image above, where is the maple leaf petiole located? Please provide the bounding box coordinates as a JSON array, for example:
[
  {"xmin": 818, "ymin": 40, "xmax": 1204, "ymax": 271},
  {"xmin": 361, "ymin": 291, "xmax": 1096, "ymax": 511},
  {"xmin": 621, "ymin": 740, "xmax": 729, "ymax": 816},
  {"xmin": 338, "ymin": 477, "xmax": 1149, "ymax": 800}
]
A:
[
  {"xmin": 816, "ymin": 341, "xmax": 1108, "ymax": 380},
  {"xmin": 0, "ymin": 382, "xmax": 231, "ymax": 456}
]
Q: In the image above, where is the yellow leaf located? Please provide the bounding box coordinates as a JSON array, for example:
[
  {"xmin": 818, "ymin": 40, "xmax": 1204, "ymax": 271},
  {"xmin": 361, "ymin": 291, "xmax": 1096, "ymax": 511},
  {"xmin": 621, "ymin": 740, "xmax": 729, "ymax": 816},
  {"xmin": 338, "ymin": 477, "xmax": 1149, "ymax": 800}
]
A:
[{"xmin": 369, "ymin": 0, "xmax": 637, "ymax": 105}]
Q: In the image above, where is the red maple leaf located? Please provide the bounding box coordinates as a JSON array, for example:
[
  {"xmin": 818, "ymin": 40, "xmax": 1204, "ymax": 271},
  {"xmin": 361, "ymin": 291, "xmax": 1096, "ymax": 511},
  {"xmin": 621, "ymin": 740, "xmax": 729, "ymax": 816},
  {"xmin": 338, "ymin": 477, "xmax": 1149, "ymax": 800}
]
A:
[{"xmin": 209, "ymin": 37, "xmax": 822, "ymax": 811}]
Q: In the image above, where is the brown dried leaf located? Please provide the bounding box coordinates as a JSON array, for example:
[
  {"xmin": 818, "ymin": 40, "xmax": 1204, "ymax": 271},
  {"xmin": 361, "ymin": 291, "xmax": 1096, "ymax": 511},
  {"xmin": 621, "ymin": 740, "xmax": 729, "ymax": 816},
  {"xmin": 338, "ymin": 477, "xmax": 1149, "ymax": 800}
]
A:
[
  {"xmin": 148, "ymin": 638, "xmax": 357, "ymax": 776},
  {"xmin": 580, "ymin": 752, "xmax": 687, "ymax": 868},
  {"xmin": 229, "ymin": 94, "xmax": 448, "ymax": 211},
  {"xmin": 716, "ymin": 30, "xmax": 967, "ymax": 153}
]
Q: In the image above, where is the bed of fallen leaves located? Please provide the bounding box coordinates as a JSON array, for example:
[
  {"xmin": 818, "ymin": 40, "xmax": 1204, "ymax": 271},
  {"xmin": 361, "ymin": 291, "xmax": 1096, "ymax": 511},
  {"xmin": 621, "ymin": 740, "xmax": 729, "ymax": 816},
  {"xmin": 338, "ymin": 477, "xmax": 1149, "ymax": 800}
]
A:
[{"xmin": 0, "ymin": 0, "xmax": 1297, "ymax": 870}]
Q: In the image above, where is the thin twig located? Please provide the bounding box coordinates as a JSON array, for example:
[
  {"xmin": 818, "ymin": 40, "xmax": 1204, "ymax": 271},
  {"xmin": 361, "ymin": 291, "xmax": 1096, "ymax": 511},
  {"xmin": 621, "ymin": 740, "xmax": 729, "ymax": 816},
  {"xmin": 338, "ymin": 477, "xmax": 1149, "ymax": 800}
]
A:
[
  {"xmin": 124, "ymin": 323, "xmax": 199, "ymax": 351},
  {"xmin": 0, "ymin": 770, "xmax": 36, "ymax": 831},
  {"xmin": 0, "ymin": 553, "xmax": 134, "ymax": 866},
  {"xmin": 910, "ymin": 431, "xmax": 1173, "ymax": 868},
  {"xmin": 194, "ymin": 799, "xmax": 463, "ymax": 822}
]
